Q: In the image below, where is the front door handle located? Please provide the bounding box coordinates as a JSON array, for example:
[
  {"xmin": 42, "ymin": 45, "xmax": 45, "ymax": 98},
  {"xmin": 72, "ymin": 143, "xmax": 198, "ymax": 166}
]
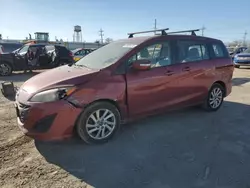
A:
[
  {"xmin": 182, "ymin": 67, "xmax": 190, "ymax": 71},
  {"xmin": 165, "ymin": 70, "xmax": 174, "ymax": 76}
]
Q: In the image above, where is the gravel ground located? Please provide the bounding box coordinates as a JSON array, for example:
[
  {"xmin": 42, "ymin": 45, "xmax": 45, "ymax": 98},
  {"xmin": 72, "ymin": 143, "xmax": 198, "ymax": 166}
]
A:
[{"xmin": 1, "ymin": 69, "xmax": 250, "ymax": 188}]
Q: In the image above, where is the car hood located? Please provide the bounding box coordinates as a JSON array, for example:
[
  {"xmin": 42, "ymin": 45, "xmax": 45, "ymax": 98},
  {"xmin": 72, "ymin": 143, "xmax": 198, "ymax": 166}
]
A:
[
  {"xmin": 236, "ymin": 53, "xmax": 250, "ymax": 57},
  {"xmin": 19, "ymin": 65, "xmax": 99, "ymax": 99}
]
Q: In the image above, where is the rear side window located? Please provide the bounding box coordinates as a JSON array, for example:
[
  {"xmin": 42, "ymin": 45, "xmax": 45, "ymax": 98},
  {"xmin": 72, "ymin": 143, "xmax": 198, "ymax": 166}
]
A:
[
  {"xmin": 212, "ymin": 44, "xmax": 225, "ymax": 58},
  {"xmin": 177, "ymin": 40, "xmax": 209, "ymax": 63}
]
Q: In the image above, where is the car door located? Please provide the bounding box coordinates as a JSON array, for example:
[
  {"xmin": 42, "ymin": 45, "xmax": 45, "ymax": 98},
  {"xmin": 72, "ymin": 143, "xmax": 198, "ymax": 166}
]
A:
[
  {"xmin": 13, "ymin": 45, "xmax": 29, "ymax": 70},
  {"xmin": 125, "ymin": 41, "xmax": 183, "ymax": 116},
  {"xmin": 173, "ymin": 39, "xmax": 213, "ymax": 106}
]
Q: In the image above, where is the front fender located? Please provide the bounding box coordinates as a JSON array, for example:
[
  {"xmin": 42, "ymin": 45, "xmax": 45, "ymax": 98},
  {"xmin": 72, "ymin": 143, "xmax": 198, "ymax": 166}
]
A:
[{"xmin": 66, "ymin": 74, "xmax": 128, "ymax": 118}]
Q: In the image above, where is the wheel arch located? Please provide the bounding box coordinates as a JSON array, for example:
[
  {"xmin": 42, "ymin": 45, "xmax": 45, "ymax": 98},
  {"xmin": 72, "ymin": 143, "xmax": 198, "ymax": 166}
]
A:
[
  {"xmin": 73, "ymin": 98, "xmax": 122, "ymax": 141},
  {"xmin": 0, "ymin": 60, "xmax": 13, "ymax": 75},
  {"xmin": 84, "ymin": 98, "xmax": 121, "ymax": 114},
  {"xmin": 73, "ymin": 98, "xmax": 122, "ymax": 133},
  {"xmin": 212, "ymin": 80, "xmax": 226, "ymax": 97},
  {"xmin": 1, "ymin": 60, "xmax": 13, "ymax": 69}
]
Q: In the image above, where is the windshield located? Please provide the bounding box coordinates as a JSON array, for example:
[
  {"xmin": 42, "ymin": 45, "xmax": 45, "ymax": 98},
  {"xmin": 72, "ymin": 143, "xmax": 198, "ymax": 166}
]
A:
[
  {"xmin": 18, "ymin": 45, "xmax": 29, "ymax": 54},
  {"xmin": 242, "ymin": 48, "xmax": 250, "ymax": 53},
  {"xmin": 75, "ymin": 41, "xmax": 139, "ymax": 69}
]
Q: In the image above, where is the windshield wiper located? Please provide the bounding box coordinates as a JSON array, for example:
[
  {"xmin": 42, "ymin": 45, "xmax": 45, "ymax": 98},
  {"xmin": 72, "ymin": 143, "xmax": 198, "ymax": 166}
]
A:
[{"xmin": 73, "ymin": 64, "xmax": 89, "ymax": 68}]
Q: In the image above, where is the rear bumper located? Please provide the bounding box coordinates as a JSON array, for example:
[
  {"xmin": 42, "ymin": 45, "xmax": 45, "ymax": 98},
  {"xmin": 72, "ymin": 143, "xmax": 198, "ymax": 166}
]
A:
[{"xmin": 15, "ymin": 100, "xmax": 82, "ymax": 141}]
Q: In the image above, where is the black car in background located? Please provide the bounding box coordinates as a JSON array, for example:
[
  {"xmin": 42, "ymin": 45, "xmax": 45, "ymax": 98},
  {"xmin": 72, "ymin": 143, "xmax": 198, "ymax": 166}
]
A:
[{"xmin": 0, "ymin": 44, "xmax": 74, "ymax": 76}]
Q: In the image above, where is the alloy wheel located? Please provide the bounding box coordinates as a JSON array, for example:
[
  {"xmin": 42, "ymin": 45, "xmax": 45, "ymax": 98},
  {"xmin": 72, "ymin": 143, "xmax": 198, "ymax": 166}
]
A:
[
  {"xmin": 209, "ymin": 87, "xmax": 223, "ymax": 109},
  {"xmin": 0, "ymin": 63, "xmax": 11, "ymax": 76},
  {"xmin": 85, "ymin": 109, "xmax": 116, "ymax": 140}
]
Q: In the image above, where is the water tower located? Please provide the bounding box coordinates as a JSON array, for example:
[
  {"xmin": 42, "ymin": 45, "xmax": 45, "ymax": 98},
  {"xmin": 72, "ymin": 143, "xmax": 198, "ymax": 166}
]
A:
[{"xmin": 73, "ymin": 25, "xmax": 82, "ymax": 42}]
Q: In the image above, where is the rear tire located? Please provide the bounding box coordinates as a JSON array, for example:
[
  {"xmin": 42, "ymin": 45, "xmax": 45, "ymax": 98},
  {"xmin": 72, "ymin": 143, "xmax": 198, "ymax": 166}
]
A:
[
  {"xmin": 234, "ymin": 65, "xmax": 240, "ymax": 68},
  {"xmin": 0, "ymin": 62, "xmax": 13, "ymax": 76},
  {"xmin": 76, "ymin": 102, "xmax": 121, "ymax": 144},
  {"xmin": 202, "ymin": 83, "xmax": 224, "ymax": 112}
]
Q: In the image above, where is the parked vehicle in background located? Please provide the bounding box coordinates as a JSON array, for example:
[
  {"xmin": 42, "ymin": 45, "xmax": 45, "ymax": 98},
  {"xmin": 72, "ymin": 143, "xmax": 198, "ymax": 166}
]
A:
[
  {"xmin": 15, "ymin": 28, "xmax": 233, "ymax": 144},
  {"xmin": 233, "ymin": 48, "xmax": 250, "ymax": 68},
  {"xmin": 228, "ymin": 46, "xmax": 247, "ymax": 59},
  {"xmin": 71, "ymin": 48, "xmax": 95, "ymax": 62},
  {"xmin": 0, "ymin": 43, "xmax": 74, "ymax": 76},
  {"xmin": 0, "ymin": 45, "xmax": 4, "ymax": 54},
  {"xmin": 226, "ymin": 47, "xmax": 234, "ymax": 54},
  {"xmin": 0, "ymin": 42, "xmax": 23, "ymax": 53}
]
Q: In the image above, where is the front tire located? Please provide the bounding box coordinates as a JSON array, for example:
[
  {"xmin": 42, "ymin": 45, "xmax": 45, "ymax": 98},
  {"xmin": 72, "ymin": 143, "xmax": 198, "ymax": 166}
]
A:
[
  {"xmin": 0, "ymin": 62, "xmax": 13, "ymax": 76},
  {"xmin": 203, "ymin": 83, "xmax": 224, "ymax": 112},
  {"xmin": 76, "ymin": 102, "xmax": 121, "ymax": 144}
]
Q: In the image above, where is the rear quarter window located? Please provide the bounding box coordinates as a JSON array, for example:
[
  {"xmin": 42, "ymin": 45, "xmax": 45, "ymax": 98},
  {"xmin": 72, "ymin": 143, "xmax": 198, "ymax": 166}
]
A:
[
  {"xmin": 56, "ymin": 46, "xmax": 70, "ymax": 57},
  {"xmin": 211, "ymin": 43, "xmax": 229, "ymax": 58}
]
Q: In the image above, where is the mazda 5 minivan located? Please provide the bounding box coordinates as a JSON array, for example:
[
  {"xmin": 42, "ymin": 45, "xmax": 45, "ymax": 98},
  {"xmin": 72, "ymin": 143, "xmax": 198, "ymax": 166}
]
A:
[{"xmin": 15, "ymin": 29, "xmax": 234, "ymax": 144}]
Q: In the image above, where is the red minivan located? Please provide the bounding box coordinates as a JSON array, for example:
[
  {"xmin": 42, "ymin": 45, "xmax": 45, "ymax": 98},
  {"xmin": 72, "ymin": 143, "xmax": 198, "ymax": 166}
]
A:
[{"xmin": 15, "ymin": 29, "xmax": 234, "ymax": 144}]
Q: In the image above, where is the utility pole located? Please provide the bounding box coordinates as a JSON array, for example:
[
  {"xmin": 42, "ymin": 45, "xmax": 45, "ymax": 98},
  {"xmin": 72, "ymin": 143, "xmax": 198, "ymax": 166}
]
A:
[
  {"xmin": 154, "ymin": 19, "xmax": 157, "ymax": 35},
  {"xmin": 243, "ymin": 30, "xmax": 247, "ymax": 46},
  {"xmin": 99, "ymin": 28, "xmax": 104, "ymax": 44},
  {"xmin": 201, "ymin": 25, "xmax": 206, "ymax": 36}
]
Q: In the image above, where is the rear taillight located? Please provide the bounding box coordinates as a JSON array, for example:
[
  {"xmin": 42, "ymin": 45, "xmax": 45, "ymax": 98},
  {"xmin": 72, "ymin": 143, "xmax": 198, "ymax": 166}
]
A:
[{"xmin": 69, "ymin": 52, "xmax": 73, "ymax": 57}]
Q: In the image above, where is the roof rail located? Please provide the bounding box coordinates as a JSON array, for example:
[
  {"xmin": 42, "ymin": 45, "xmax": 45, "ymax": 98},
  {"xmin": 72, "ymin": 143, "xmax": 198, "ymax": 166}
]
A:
[
  {"xmin": 128, "ymin": 28, "xmax": 169, "ymax": 38},
  {"xmin": 166, "ymin": 29, "xmax": 200, "ymax": 36}
]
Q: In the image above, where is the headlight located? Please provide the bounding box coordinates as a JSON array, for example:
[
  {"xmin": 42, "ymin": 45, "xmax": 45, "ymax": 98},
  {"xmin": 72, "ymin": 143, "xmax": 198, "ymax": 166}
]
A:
[{"xmin": 28, "ymin": 87, "xmax": 76, "ymax": 102}]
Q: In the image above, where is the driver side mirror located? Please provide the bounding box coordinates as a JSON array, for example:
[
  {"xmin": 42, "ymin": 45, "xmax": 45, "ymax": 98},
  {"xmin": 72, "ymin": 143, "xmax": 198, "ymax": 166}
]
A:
[{"xmin": 132, "ymin": 59, "xmax": 151, "ymax": 71}]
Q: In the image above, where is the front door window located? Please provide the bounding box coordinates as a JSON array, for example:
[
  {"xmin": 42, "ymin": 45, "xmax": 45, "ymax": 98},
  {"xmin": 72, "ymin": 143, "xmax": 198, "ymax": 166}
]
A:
[{"xmin": 128, "ymin": 42, "xmax": 171, "ymax": 68}]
